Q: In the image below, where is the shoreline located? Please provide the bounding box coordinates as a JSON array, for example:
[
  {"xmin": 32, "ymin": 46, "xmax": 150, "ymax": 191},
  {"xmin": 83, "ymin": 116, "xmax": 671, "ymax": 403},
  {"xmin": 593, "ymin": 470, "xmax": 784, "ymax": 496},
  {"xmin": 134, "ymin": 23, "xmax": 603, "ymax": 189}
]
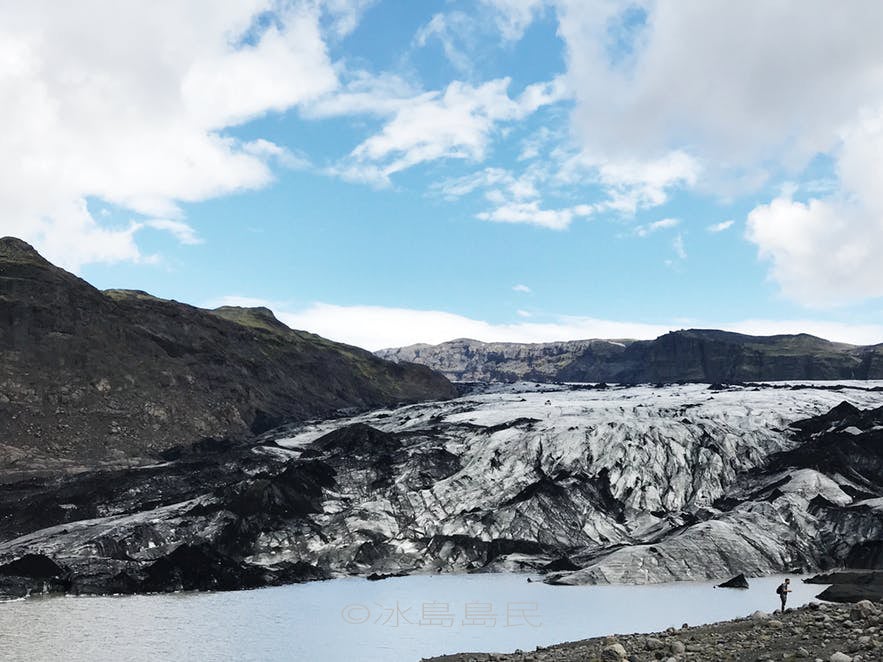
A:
[
  {"xmin": 423, "ymin": 600, "xmax": 882, "ymax": 662},
  {"xmin": 0, "ymin": 564, "xmax": 863, "ymax": 601}
]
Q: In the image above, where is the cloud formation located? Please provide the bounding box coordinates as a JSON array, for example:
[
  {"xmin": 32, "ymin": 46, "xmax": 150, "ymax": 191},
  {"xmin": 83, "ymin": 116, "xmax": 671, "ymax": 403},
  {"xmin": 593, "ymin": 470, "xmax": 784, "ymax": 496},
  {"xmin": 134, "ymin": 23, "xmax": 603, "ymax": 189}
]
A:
[
  {"xmin": 9, "ymin": 0, "xmax": 883, "ymax": 313},
  {"xmin": 548, "ymin": 0, "xmax": 883, "ymax": 305},
  {"xmin": 747, "ymin": 112, "xmax": 883, "ymax": 306},
  {"xmin": 634, "ymin": 218, "xmax": 680, "ymax": 237},
  {"xmin": 333, "ymin": 77, "xmax": 567, "ymax": 186},
  {"xmin": 0, "ymin": 1, "xmax": 339, "ymax": 271},
  {"xmin": 708, "ymin": 220, "xmax": 735, "ymax": 233}
]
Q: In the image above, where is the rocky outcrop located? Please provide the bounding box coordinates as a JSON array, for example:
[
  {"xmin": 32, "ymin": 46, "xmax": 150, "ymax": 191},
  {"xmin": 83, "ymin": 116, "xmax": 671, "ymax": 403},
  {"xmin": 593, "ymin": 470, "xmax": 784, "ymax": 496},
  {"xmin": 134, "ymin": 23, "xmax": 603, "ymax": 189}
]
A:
[
  {"xmin": 0, "ymin": 237, "xmax": 455, "ymax": 474},
  {"xmin": 376, "ymin": 338, "xmax": 634, "ymax": 382},
  {"xmin": 378, "ymin": 330, "xmax": 883, "ymax": 383},
  {"xmin": 718, "ymin": 573, "xmax": 750, "ymax": 588},
  {"xmin": 2, "ymin": 382, "xmax": 883, "ymax": 597},
  {"xmin": 808, "ymin": 571, "xmax": 883, "ymax": 603}
]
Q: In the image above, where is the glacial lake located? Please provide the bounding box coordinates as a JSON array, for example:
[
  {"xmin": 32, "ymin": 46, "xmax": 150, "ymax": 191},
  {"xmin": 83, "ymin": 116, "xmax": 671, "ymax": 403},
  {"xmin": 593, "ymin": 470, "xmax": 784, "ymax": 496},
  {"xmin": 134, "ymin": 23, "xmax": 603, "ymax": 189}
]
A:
[{"xmin": 0, "ymin": 574, "xmax": 826, "ymax": 661}]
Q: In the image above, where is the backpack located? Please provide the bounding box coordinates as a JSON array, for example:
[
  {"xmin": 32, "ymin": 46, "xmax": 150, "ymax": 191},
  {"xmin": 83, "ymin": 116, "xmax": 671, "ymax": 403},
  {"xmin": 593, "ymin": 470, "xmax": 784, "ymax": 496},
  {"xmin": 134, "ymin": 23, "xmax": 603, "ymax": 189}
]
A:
[{"xmin": 776, "ymin": 583, "xmax": 785, "ymax": 595}]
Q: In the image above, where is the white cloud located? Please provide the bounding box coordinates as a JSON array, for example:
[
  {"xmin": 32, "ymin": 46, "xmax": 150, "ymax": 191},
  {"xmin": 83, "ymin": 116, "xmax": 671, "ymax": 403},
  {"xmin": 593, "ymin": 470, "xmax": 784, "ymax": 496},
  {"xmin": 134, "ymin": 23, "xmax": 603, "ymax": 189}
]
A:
[
  {"xmin": 0, "ymin": 1, "xmax": 339, "ymax": 271},
  {"xmin": 480, "ymin": 0, "xmax": 547, "ymax": 41},
  {"xmin": 414, "ymin": 12, "xmax": 478, "ymax": 76},
  {"xmin": 322, "ymin": 0, "xmax": 378, "ymax": 38},
  {"xmin": 438, "ymin": 161, "xmax": 604, "ymax": 230},
  {"xmin": 516, "ymin": 309, "xmax": 533, "ymax": 317},
  {"xmin": 747, "ymin": 109, "xmax": 883, "ymax": 306},
  {"xmin": 337, "ymin": 77, "xmax": 567, "ymax": 185},
  {"xmin": 518, "ymin": 126, "xmax": 558, "ymax": 161},
  {"xmin": 3, "ymin": 199, "xmax": 144, "ymax": 270},
  {"xmin": 181, "ymin": 7, "xmax": 336, "ymax": 130},
  {"xmin": 209, "ymin": 297, "xmax": 883, "ymax": 350},
  {"xmin": 551, "ymin": 1, "xmax": 883, "ymax": 305},
  {"xmin": 512, "ymin": 284, "xmax": 532, "ymax": 293},
  {"xmin": 141, "ymin": 219, "xmax": 203, "ymax": 246},
  {"xmin": 672, "ymin": 233, "xmax": 687, "ymax": 260},
  {"xmin": 557, "ymin": 1, "xmax": 883, "ymax": 171},
  {"xmin": 437, "ymin": 167, "xmax": 537, "ymax": 201},
  {"xmin": 708, "ymin": 220, "xmax": 735, "ymax": 233},
  {"xmin": 277, "ymin": 302, "xmax": 676, "ymax": 349},
  {"xmin": 303, "ymin": 71, "xmax": 420, "ymax": 119},
  {"xmin": 242, "ymin": 139, "xmax": 312, "ymax": 170},
  {"xmin": 598, "ymin": 152, "xmax": 699, "ymax": 213},
  {"xmin": 556, "ymin": 149, "xmax": 699, "ymax": 215},
  {"xmin": 634, "ymin": 217, "xmax": 679, "ymax": 237},
  {"xmin": 477, "ymin": 200, "xmax": 592, "ymax": 230}
]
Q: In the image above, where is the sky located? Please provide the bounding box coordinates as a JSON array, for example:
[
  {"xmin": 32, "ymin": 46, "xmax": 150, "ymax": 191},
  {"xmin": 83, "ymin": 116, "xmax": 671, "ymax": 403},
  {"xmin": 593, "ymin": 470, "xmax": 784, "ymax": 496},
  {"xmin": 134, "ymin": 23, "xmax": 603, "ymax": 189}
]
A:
[{"xmin": 4, "ymin": 1, "xmax": 883, "ymax": 350}]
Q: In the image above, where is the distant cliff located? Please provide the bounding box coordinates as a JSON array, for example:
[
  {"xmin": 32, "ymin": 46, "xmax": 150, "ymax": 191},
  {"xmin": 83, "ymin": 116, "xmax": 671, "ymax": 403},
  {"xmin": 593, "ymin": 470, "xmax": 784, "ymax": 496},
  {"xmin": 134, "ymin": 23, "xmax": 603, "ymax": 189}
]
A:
[
  {"xmin": 0, "ymin": 237, "xmax": 455, "ymax": 473},
  {"xmin": 377, "ymin": 330, "xmax": 883, "ymax": 383}
]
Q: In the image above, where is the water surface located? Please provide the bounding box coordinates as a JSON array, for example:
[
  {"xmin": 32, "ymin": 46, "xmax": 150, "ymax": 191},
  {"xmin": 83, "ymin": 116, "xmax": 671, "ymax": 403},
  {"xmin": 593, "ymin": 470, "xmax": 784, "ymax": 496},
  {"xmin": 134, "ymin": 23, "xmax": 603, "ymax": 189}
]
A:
[{"xmin": 0, "ymin": 574, "xmax": 825, "ymax": 661}]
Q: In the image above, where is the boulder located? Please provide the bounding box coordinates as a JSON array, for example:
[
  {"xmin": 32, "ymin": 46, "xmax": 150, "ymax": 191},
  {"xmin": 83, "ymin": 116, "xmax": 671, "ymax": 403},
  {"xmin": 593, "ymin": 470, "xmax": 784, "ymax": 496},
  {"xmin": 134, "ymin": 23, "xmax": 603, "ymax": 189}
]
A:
[
  {"xmin": 669, "ymin": 640, "xmax": 686, "ymax": 654},
  {"xmin": 717, "ymin": 573, "xmax": 749, "ymax": 589},
  {"xmin": 600, "ymin": 642, "xmax": 628, "ymax": 660},
  {"xmin": 850, "ymin": 600, "xmax": 879, "ymax": 620}
]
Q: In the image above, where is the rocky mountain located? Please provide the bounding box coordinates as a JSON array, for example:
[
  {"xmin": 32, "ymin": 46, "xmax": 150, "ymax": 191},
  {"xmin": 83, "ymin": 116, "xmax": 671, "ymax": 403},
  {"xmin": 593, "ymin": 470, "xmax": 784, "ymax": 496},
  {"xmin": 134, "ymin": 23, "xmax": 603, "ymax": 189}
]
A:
[
  {"xmin": 376, "ymin": 338, "xmax": 635, "ymax": 382},
  {"xmin": 377, "ymin": 331, "xmax": 883, "ymax": 383},
  {"xmin": 0, "ymin": 237, "xmax": 455, "ymax": 475},
  {"xmin": 2, "ymin": 381, "xmax": 883, "ymax": 597}
]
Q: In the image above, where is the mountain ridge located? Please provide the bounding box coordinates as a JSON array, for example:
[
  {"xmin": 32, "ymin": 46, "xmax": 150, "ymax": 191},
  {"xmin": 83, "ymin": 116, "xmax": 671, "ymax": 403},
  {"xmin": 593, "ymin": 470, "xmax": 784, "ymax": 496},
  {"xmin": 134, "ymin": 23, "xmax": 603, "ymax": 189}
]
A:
[
  {"xmin": 377, "ymin": 330, "xmax": 883, "ymax": 383},
  {"xmin": 0, "ymin": 237, "xmax": 456, "ymax": 474}
]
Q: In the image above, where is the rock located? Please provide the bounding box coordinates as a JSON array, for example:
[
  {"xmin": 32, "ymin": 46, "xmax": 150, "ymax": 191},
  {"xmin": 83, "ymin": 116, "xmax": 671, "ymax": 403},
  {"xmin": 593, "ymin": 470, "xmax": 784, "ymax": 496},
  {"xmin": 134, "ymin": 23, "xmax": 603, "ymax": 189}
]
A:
[
  {"xmin": 669, "ymin": 640, "xmax": 686, "ymax": 654},
  {"xmin": 752, "ymin": 611, "xmax": 771, "ymax": 620},
  {"xmin": 366, "ymin": 571, "xmax": 408, "ymax": 581},
  {"xmin": 829, "ymin": 653, "xmax": 852, "ymax": 662},
  {"xmin": 851, "ymin": 600, "xmax": 879, "ymax": 620},
  {"xmin": 645, "ymin": 637, "xmax": 665, "ymax": 650},
  {"xmin": 818, "ymin": 582, "xmax": 883, "ymax": 604},
  {"xmin": 600, "ymin": 642, "xmax": 628, "ymax": 660},
  {"xmin": 718, "ymin": 572, "xmax": 750, "ymax": 589}
]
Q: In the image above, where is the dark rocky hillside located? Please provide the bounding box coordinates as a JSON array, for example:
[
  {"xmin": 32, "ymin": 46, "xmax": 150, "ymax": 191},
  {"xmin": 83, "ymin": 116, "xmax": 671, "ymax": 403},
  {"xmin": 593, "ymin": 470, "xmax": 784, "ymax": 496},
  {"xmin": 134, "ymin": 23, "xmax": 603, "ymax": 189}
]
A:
[
  {"xmin": 378, "ymin": 330, "xmax": 883, "ymax": 383},
  {"xmin": 0, "ymin": 237, "xmax": 455, "ymax": 474}
]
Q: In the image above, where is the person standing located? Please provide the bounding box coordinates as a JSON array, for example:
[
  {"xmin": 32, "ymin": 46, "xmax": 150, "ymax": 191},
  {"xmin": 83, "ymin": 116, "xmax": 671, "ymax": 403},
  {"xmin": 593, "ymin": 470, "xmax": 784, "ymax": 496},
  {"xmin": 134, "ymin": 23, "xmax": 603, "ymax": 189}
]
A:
[{"xmin": 776, "ymin": 578, "xmax": 791, "ymax": 612}]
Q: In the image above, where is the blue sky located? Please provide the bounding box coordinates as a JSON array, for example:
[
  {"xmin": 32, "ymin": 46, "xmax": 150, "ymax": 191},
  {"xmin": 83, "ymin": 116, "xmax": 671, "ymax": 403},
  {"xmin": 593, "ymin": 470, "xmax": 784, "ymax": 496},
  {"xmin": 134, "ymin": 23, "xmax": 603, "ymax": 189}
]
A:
[{"xmin": 5, "ymin": 1, "xmax": 883, "ymax": 349}]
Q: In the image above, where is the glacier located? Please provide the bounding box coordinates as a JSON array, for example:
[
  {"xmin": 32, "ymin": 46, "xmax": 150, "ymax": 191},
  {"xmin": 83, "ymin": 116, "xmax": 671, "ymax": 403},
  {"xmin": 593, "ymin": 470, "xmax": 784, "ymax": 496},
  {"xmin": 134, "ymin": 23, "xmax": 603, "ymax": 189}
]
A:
[{"xmin": 1, "ymin": 381, "xmax": 883, "ymax": 595}]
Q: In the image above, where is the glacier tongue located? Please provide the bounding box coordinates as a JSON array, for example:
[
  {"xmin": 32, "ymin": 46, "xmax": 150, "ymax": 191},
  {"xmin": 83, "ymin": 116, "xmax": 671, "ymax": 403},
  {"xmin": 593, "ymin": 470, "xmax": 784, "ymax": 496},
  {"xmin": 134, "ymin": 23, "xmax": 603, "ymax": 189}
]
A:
[
  {"xmin": 262, "ymin": 382, "xmax": 883, "ymax": 583},
  {"xmin": 3, "ymin": 381, "xmax": 883, "ymax": 595}
]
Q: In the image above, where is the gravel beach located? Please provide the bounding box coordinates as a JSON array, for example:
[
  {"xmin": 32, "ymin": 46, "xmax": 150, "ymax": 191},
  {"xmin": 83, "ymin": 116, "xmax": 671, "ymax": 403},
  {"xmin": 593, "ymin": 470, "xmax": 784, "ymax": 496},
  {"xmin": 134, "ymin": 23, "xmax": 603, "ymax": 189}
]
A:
[{"xmin": 423, "ymin": 600, "xmax": 883, "ymax": 662}]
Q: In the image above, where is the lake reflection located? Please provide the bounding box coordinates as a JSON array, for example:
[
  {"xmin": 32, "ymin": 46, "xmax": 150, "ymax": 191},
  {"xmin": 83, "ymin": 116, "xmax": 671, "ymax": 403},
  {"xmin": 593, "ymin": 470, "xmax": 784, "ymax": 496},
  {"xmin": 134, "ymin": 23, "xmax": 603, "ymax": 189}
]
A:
[{"xmin": 0, "ymin": 573, "xmax": 826, "ymax": 662}]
